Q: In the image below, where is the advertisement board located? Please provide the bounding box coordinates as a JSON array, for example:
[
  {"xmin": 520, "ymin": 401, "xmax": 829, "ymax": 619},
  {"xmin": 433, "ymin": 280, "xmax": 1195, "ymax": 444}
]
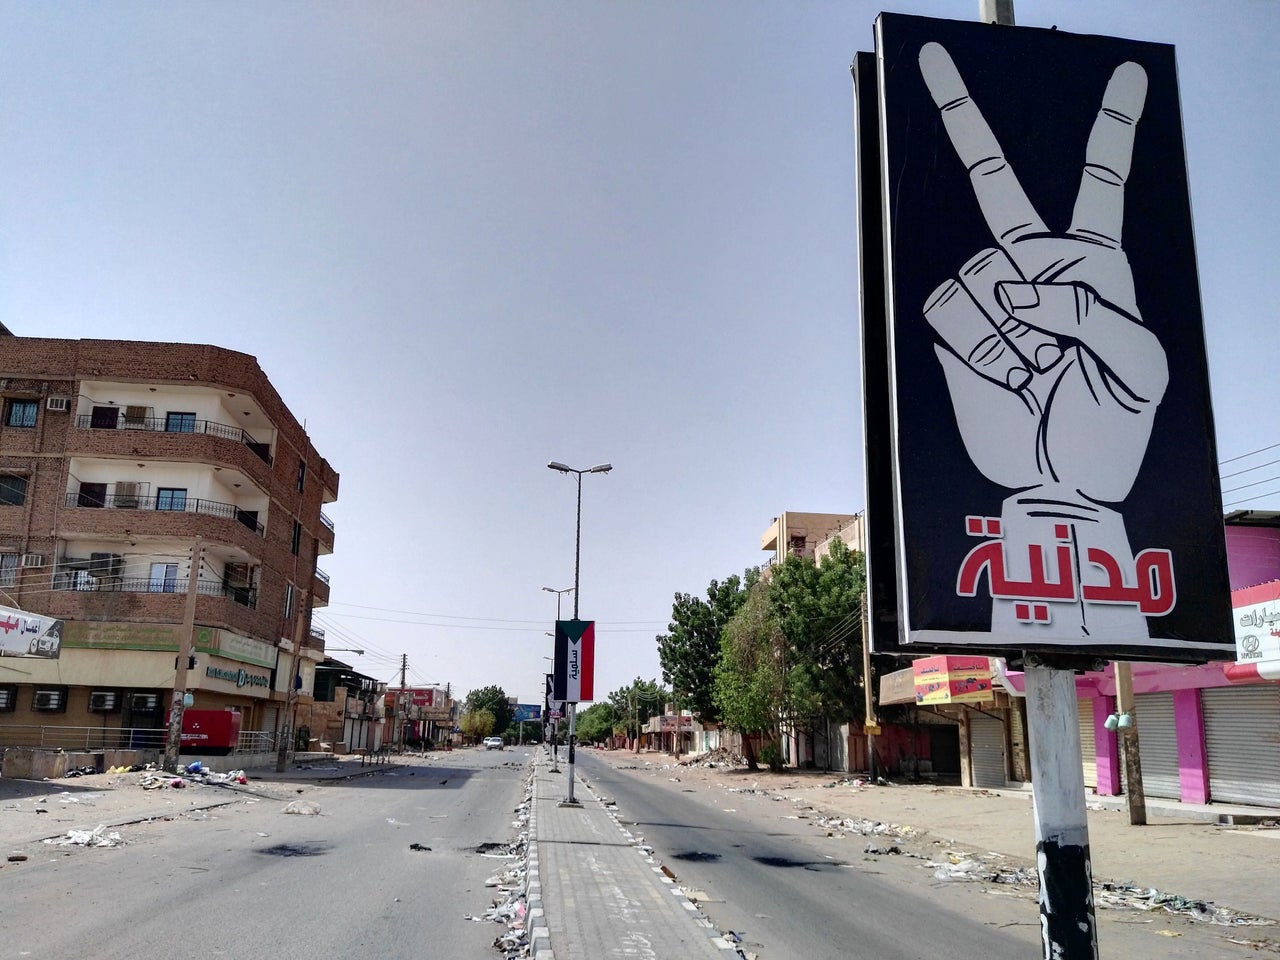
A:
[
  {"xmin": 0, "ymin": 604, "xmax": 62, "ymax": 658},
  {"xmin": 868, "ymin": 14, "xmax": 1233, "ymax": 661}
]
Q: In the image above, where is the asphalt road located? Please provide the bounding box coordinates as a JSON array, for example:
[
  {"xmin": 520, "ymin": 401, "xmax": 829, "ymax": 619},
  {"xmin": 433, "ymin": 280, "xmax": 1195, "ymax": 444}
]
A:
[{"xmin": 0, "ymin": 750, "xmax": 531, "ymax": 960}]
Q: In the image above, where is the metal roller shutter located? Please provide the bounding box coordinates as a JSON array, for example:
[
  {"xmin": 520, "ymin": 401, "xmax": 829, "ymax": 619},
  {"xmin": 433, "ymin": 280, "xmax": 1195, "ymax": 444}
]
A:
[
  {"xmin": 1203, "ymin": 686, "xmax": 1280, "ymax": 807},
  {"xmin": 1131, "ymin": 692, "xmax": 1180, "ymax": 799},
  {"xmin": 969, "ymin": 712, "xmax": 1007, "ymax": 789},
  {"xmin": 1078, "ymin": 699, "xmax": 1097, "ymax": 790}
]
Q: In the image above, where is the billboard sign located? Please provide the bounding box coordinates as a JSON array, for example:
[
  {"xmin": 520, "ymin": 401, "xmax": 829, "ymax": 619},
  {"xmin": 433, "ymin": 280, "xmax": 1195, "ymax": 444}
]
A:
[
  {"xmin": 0, "ymin": 605, "xmax": 63, "ymax": 659},
  {"xmin": 514, "ymin": 703, "xmax": 542, "ymax": 722},
  {"xmin": 913, "ymin": 655, "xmax": 994, "ymax": 705},
  {"xmin": 869, "ymin": 14, "xmax": 1233, "ymax": 661},
  {"xmin": 552, "ymin": 619, "xmax": 595, "ymax": 703}
]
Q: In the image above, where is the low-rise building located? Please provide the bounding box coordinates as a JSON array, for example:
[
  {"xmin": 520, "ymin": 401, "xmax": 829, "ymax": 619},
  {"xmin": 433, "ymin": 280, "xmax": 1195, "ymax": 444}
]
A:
[{"xmin": 0, "ymin": 334, "xmax": 338, "ymax": 757}]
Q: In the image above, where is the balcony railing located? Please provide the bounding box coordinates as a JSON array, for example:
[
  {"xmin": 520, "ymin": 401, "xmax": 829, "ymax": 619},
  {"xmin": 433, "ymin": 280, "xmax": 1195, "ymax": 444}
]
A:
[
  {"xmin": 63, "ymin": 492, "xmax": 266, "ymax": 536},
  {"xmin": 76, "ymin": 414, "xmax": 273, "ymax": 465},
  {"xmin": 319, "ymin": 511, "xmax": 335, "ymax": 532},
  {"xmin": 51, "ymin": 570, "xmax": 258, "ymax": 608},
  {"xmin": 314, "ymin": 567, "xmax": 330, "ymax": 584},
  {"xmin": 309, "ymin": 625, "xmax": 326, "ymax": 642}
]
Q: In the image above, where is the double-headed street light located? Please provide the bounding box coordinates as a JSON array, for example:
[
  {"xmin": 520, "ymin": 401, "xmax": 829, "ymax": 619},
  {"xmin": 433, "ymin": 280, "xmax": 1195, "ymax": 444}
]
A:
[
  {"xmin": 547, "ymin": 460, "xmax": 611, "ymax": 805},
  {"xmin": 546, "ymin": 462, "xmax": 611, "ymax": 620},
  {"xmin": 541, "ymin": 585, "xmax": 575, "ymax": 620}
]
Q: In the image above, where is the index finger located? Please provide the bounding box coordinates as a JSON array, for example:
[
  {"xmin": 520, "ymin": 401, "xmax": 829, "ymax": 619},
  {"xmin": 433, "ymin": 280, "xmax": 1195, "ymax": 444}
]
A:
[{"xmin": 919, "ymin": 42, "xmax": 1046, "ymax": 247}]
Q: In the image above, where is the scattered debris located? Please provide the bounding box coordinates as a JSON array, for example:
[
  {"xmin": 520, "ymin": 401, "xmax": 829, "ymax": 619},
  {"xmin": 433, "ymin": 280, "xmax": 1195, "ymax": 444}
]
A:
[
  {"xmin": 7, "ymin": 853, "xmax": 29, "ymax": 862},
  {"xmin": 283, "ymin": 800, "xmax": 321, "ymax": 816},
  {"xmin": 409, "ymin": 843, "xmax": 431, "ymax": 852},
  {"xmin": 678, "ymin": 747, "xmax": 745, "ymax": 768},
  {"xmin": 1096, "ymin": 882, "xmax": 1277, "ymax": 926},
  {"xmin": 43, "ymin": 825, "xmax": 125, "ymax": 848}
]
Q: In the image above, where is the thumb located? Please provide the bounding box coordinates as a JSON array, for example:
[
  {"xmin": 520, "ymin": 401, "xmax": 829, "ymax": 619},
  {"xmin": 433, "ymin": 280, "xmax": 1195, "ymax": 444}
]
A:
[{"xmin": 996, "ymin": 281, "xmax": 1168, "ymax": 401}]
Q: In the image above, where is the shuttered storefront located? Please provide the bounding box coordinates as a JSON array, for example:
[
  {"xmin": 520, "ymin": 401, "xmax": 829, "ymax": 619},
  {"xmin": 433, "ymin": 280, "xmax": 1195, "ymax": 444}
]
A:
[
  {"xmin": 1131, "ymin": 692, "xmax": 1180, "ymax": 799},
  {"xmin": 969, "ymin": 711, "xmax": 1007, "ymax": 789},
  {"xmin": 1203, "ymin": 686, "xmax": 1280, "ymax": 807},
  {"xmin": 1078, "ymin": 699, "xmax": 1098, "ymax": 790}
]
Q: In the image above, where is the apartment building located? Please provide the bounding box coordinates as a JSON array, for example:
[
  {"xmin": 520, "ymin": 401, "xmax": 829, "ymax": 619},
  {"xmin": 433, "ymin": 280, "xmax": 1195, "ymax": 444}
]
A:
[{"xmin": 0, "ymin": 334, "xmax": 338, "ymax": 748}]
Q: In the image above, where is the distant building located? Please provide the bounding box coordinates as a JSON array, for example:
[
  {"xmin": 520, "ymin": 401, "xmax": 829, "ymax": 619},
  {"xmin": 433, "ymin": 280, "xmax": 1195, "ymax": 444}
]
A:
[
  {"xmin": 761, "ymin": 511, "xmax": 861, "ymax": 566},
  {"xmin": 0, "ymin": 336, "xmax": 338, "ymax": 752}
]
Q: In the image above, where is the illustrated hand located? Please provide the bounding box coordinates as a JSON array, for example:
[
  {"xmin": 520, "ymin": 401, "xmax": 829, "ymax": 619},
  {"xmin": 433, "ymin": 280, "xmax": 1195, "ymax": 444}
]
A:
[{"xmin": 918, "ymin": 43, "xmax": 1167, "ymax": 504}]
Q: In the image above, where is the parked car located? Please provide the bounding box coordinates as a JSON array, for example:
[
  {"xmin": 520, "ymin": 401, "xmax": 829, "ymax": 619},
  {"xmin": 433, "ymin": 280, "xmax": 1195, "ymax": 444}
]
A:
[{"xmin": 483, "ymin": 736, "xmax": 504, "ymax": 750}]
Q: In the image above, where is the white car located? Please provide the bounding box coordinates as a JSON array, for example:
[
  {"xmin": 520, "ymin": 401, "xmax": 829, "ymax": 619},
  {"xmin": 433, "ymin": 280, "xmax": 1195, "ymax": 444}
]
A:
[{"xmin": 483, "ymin": 736, "xmax": 504, "ymax": 750}]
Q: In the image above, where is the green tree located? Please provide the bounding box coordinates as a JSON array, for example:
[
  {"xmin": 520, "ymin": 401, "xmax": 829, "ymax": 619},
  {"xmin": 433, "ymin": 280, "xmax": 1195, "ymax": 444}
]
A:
[
  {"xmin": 464, "ymin": 685, "xmax": 513, "ymax": 734},
  {"xmin": 713, "ymin": 579, "xmax": 785, "ymax": 771},
  {"xmin": 656, "ymin": 572, "xmax": 754, "ymax": 723},
  {"xmin": 768, "ymin": 539, "xmax": 867, "ymax": 727},
  {"xmin": 606, "ymin": 677, "xmax": 669, "ymax": 744},
  {"xmin": 574, "ymin": 701, "xmax": 618, "ymax": 745},
  {"xmin": 459, "ymin": 708, "xmax": 495, "ymax": 740}
]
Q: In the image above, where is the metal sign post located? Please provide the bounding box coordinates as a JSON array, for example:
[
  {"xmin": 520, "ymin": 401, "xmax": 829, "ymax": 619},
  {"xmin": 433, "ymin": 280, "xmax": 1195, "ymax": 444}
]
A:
[{"xmin": 553, "ymin": 619, "xmax": 595, "ymax": 807}]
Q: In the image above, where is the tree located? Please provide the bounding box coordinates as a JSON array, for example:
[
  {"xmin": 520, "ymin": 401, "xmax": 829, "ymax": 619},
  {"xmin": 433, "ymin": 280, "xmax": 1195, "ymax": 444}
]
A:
[
  {"xmin": 656, "ymin": 572, "xmax": 754, "ymax": 723},
  {"xmin": 606, "ymin": 677, "xmax": 669, "ymax": 744},
  {"xmin": 574, "ymin": 701, "xmax": 617, "ymax": 745},
  {"xmin": 459, "ymin": 708, "xmax": 495, "ymax": 740},
  {"xmin": 713, "ymin": 579, "xmax": 786, "ymax": 771},
  {"xmin": 768, "ymin": 539, "xmax": 867, "ymax": 727},
  {"xmin": 463, "ymin": 685, "xmax": 512, "ymax": 734}
]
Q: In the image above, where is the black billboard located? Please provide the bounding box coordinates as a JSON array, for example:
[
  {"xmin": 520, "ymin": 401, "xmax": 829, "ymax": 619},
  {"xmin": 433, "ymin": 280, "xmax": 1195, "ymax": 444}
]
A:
[{"xmin": 867, "ymin": 14, "xmax": 1233, "ymax": 661}]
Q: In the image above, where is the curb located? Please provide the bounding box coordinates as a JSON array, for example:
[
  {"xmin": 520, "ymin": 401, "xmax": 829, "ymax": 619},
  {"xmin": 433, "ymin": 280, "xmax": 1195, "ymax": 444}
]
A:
[{"xmin": 525, "ymin": 758, "xmax": 554, "ymax": 960}]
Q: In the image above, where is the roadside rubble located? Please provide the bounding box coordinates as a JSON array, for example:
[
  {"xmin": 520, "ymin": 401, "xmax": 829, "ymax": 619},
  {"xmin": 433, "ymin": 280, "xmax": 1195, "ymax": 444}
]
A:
[
  {"xmin": 465, "ymin": 775, "xmax": 532, "ymax": 959},
  {"xmin": 137, "ymin": 761, "xmax": 249, "ymax": 791},
  {"xmin": 43, "ymin": 825, "xmax": 125, "ymax": 848},
  {"xmin": 678, "ymin": 747, "xmax": 745, "ymax": 769},
  {"xmin": 1096, "ymin": 882, "xmax": 1277, "ymax": 927}
]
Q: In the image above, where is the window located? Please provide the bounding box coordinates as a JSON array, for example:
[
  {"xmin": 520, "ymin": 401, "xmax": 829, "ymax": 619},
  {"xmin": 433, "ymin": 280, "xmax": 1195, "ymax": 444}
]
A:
[
  {"xmin": 149, "ymin": 562, "xmax": 179, "ymax": 593},
  {"xmin": 0, "ymin": 475, "xmax": 27, "ymax": 506},
  {"xmin": 0, "ymin": 554, "xmax": 17, "ymax": 588},
  {"xmin": 283, "ymin": 582, "xmax": 295, "ymax": 620},
  {"xmin": 156, "ymin": 488, "xmax": 188, "ymax": 512},
  {"xmin": 165, "ymin": 412, "xmax": 197, "ymax": 433},
  {"xmin": 291, "ymin": 520, "xmax": 302, "ymax": 555},
  {"xmin": 4, "ymin": 400, "xmax": 37, "ymax": 428},
  {"xmin": 297, "ymin": 458, "xmax": 306, "ymax": 493}
]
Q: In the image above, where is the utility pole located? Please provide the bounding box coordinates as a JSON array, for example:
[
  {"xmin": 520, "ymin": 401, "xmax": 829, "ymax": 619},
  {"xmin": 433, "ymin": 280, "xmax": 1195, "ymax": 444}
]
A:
[
  {"xmin": 1113, "ymin": 660, "xmax": 1148, "ymax": 825},
  {"xmin": 275, "ymin": 587, "xmax": 309, "ymax": 773},
  {"xmin": 398, "ymin": 653, "xmax": 408, "ymax": 752},
  {"xmin": 163, "ymin": 539, "xmax": 203, "ymax": 773},
  {"xmin": 861, "ymin": 590, "xmax": 879, "ymax": 781}
]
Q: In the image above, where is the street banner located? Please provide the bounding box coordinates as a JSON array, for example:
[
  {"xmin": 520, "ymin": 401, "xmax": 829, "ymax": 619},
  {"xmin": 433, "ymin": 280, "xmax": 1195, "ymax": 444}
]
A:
[
  {"xmin": 869, "ymin": 14, "xmax": 1233, "ymax": 661},
  {"xmin": 0, "ymin": 604, "xmax": 63, "ymax": 658},
  {"xmin": 514, "ymin": 703, "xmax": 542, "ymax": 722},
  {"xmin": 552, "ymin": 619, "xmax": 594, "ymax": 702}
]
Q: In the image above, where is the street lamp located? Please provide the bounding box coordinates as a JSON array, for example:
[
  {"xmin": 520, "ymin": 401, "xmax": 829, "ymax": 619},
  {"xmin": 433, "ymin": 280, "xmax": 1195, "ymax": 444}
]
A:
[
  {"xmin": 546, "ymin": 461, "xmax": 611, "ymax": 620},
  {"xmin": 541, "ymin": 585, "xmax": 575, "ymax": 620},
  {"xmin": 546, "ymin": 459, "xmax": 611, "ymax": 804},
  {"xmin": 326, "ymin": 648, "xmax": 365, "ymax": 656}
]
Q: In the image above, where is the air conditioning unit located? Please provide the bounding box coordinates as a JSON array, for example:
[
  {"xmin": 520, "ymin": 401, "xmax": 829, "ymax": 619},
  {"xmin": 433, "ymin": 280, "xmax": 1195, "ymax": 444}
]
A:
[
  {"xmin": 131, "ymin": 693, "xmax": 160, "ymax": 713},
  {"xmin": 21, "ymin": 553, "xmax": 44, "ymax": 568},
  {"xmin": 45, "ymin": 396, "xmax": 70, "ymax": 412},
  {"xmin": 88, "ymin": 691, "xmax": 119, "ymax": 713},
  {"xmin": 33, "ymin": 689, "xmax": 66, "ymax": 711}
]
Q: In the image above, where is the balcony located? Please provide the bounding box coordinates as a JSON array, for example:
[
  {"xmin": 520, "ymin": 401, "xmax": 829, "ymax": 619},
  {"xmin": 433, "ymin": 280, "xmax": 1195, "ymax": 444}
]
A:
[
  {"xmin": 51, "ymin": 569, "xmax": 258, "ymax": 608},
  {"xmin": 317, "ymin": 510, "xmax": 335, "ymax": 555},
  {"xmin": 63, "ymin": 492, "xmax": 265, "ymax": 536},
  {"xmin": 312, "ymin": 566, "xmax": 330, "ymax": 607},
  {"xmin": 75, "ymin": 414, "xmax": 273, "ymax": 465}
]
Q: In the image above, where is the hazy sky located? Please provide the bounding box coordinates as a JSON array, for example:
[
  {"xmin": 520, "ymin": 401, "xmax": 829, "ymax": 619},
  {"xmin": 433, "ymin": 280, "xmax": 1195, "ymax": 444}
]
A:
[{"xmin": 4, "ymin": 1, "xmax": 1278, "ymax": 708}]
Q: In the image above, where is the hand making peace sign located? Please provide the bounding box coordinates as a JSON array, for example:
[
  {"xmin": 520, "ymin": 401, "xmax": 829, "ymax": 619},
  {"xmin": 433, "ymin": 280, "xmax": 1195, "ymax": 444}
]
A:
[{"xmin": 919, "ymin": 42, "xmax": 1168, "ymax": 505}]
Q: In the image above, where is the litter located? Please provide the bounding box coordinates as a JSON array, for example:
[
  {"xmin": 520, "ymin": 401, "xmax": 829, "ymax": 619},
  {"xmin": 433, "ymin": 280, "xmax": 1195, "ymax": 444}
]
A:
[
  {"xmin": 283, "ymin": 800, "xmax": 321, "ymax": 816},
  {"xmin": 1096, "ymin": 882, "xmax": 1277, "ymax": 926},
  {"xmin": 44, "ymin": 825, "xmax": 125, "ymax": 848}
]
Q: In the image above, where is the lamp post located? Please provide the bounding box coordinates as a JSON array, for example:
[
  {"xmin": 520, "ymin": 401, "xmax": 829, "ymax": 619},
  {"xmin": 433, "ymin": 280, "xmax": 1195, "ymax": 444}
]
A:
[
  {"xmin": 541, "ymin": 585, "xmax": 575, "ymax": 620},
  {"xmin": 547, "ymin": 460, "xmax": 611, "ymax": 805}
]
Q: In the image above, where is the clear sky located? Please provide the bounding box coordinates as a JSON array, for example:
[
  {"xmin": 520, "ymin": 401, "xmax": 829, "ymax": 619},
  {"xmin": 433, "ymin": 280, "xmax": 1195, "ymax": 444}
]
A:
[{"xmin": 4, "ymin": 1, "xmax": 1277, "ymax": 708}]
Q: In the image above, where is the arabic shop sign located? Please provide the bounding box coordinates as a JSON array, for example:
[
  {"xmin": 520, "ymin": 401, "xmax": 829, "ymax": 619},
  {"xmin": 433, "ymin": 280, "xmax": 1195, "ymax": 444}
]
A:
[
  {"xmin": 864, "ymin": 14, "xmax": 1233, "ymax": 661},
  {"xmin": 1234, "ymin": 581, "xmax": 1280, "ymax": 666},
  {"xmin": 0, "ymin": 605, "xmax": 62, "ymax": 659},
  {"xmin": 205, "ymin": 664, "xmax": 271, "ymax": 689}
]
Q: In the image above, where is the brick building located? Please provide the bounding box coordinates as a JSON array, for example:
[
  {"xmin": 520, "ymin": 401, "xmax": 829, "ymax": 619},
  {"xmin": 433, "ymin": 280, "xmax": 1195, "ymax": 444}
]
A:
[{"xmin": 0, "ymin": 332, "xmax": 338, "ymax": 751}]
